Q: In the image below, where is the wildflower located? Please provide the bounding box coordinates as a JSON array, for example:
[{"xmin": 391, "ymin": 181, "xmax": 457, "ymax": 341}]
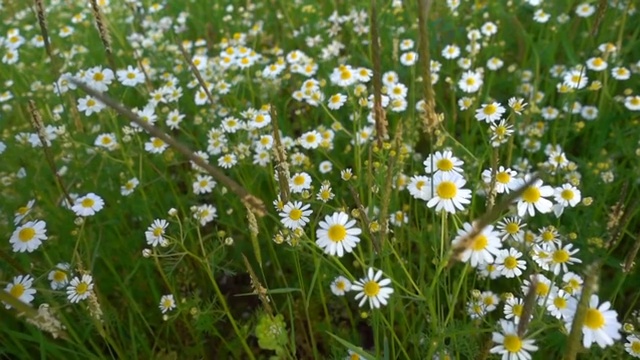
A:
[
  {"xmin": 340, "ymin": 168, "xmax": 353, "ymax": 181},
  {"xmin": 548, "ymin": 242, "xmax": 581, "ymax": 275},
  {"xmin": 289, "ymin": 172, "xmax": 312, "ymax": 193},
  {"xmin": 495, "ymin": 248, "xmax": 526, "ymax": 278},
  {"xmin": 330, "ymin": 276, "xmax": 352, "ymax": 296},
  {"xmin": 14, "ymin": 199, "xmax": 35, "ymax": 225},
  {"xmin": 611, "ymin": 66, "xmax": 630, "ymax": 80},
  {"xmin": 625, "ymin": 335, "xmax": 640, "ymax": 358},
  {"xmin": 497, "ymin": 217, "xmax": 526, "ymax": 242},
  {"xmin": 116, "ymin": 65, "xmax": 145, "ymax": 87},
  {"xmin": 423, "ymin": 150, "xmax": 464, "ymax": 175},
  {"xmin": 515, "ymin": 176, "xmax": 554, "ymax": 217},
  {"xmin": 533, "ymin": 9, "xmax": 550, "ymax": 23},
  {"xmin": 586, "ymin": 57, "xmax": 607, "ymax": 72},
  {"xmin": 563, "ymin": 69, "xmax": 588, "ymax": 90},
  {"xmin": 94, "ymin": 133, "xmax": 118, "ymax": 151},
  {"xmin": 351, "ymin": 268, "xmax": 394, "ymax": 309},
  {"xmin": 399, "ymin": 51, "xmax": 418, "ymax": 66},
  {"xmin": 193, "ymin": 204, "xmax": 217, "ymax": 226},
  {"xmin": 552, "ymin": 183, "xmax": 581, "ymax": 217},
  {"xmin": 547, "ymin": 289, "xmax": 571, "ymax": 320},
  {"xmin": 159, "ymin": 294, "xmax": 176, "ymax": 314},
  {"xmin": 481, "ymin": 291, "xmax": 500, "ymax": 312},
  {"xmin": 565, "ymin": 294, "xmax": 621, "ymax": 348},
  {"xmin": 72, "ymin": 193, "xmax": 105, "ymax": 217},
  {"xmin": 10, "ymin": 220, "xmax": 48, "ymax": 253},
  {"xmin": 86, "ymin": 66, "xmax": 114, "ymax": 92},
  {"xmin": 145, "ymin": 219, "xmax": 169, "ymax": 247},
  {"xmin": 481, "ymin": 167, "xmax": 518, "ymax": 194},
  {"xmin": 467, "ymin": 299, "xmax": 488, "ymax": 319},
  {"xmin": 508, "ymin": 97, "xmax": 527, "ymax": 115},
  {"xmin": 442, "ymin": 44, "xmax": 460, "ymax": 60},
  {"xmin": 317, "ymin": 183, "xmax": 335, "ymax": 203},
  {"xmin": 330, "ymin": 65, "xmax": 357, "ymax": 87},
  {"xmin": 504, "ymin": 297, "xmax": 525, "ymax": 324},
  {"xmin": 624, "ymin": 96, "xmax": 640, "ymax": 111},
  {"xmin": 318, "ymin": 160, "xmax": 332, "ymax": 174},
  {"xmin": 298, "ymin": 130, "xmax": 322, "ymax": 149},
  {"xmin": 521, "ymin": 274, "xmax": 554, "ymax": 306},
  {"xmin": 452, "ymin": 222, "xmax": 502, "ymax": 268},
  {"xmin": 490, "ymin": 320, "xmax": 539, "ymax": 360},
  {"xmin": 66, "ymin": 274, "xmax": 94, "ymax": 303},
  {"xmin": 193, "ymin": 174, "xmax": 216, "ymax": 195},
  {"xmin": 315, "ymin": 212, "xmax": 361, "ymax": 257},
  {"xmin": 458, "ymin": 70, "xmax": 483, "ymax": 93},
  {"xmin": 575, "ymin": 2, "xmax": 595, "ymax": 17},
  {"xmin": 4, "ymin": 274, "xmax": 36, "ymax": 309},
  {"xmin": 77, "ymin": 96, "xmax": 105, "ymax": 116},
  {"xmin": 48, "ymin": 263, "xmax": 70, "ymax": 290},
  {"xmin": 458, "ymin": 97, "xmax": 474, "ymax": 110},
  {"xmin": 475, "ymin": 102, "xmax": 506, "ymax": 123},
  {"xmin": 478, "ymin": 262, "xmax": 501, "ymax": 280},
  {"xmin": 120, "ymin": 177, "xmax": 139, "ymax": 196},
  {"xmin": 217, "ymin": 153, "xmax": 237, "ymax": 169},
  {"xmin": 426, "ymin": 172, "xmax": 472, "ymax": 214},
  {"xmin": 145, "ymin": 137, "xmax": 169, "ymax": 154},
  {"xmin": 562, "ymin": 272, "xmax": 584, "ymax": 296},
  {"xmin": 389, "ymin": 210, "xmax": 408, "ymax": 227},
  {"xmin": 279, "ymin": 201, "xmax": 313, "ymax": 230},
  {"xmin": 327, "ymin": 93, "xmax": 347, "ymax": 110}
]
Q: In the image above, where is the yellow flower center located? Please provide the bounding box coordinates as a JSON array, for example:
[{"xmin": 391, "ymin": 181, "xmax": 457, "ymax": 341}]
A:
[
  {"xmin": 163, "ymin": 299, "xmax": 173, "ymax": 308},
  {"xmin": 536, "ymin": 283, "xmax": 549, "ymax": 297},
  {"xmin": 340, "ymin": 69, "xmax": 352, "ymax": 80},
  {"xmin": 561, "ymin": 189, "xmax": 574, "ymax": 200},
  {"xmin": 631, "ymin": 341, "xmax": 640, "ymax": 353},
  {"xmin": 86, "ymin": 99, "xmax": 96, "ymax": 107},
  {"xmin": 363, "ymin": 281, "xmax": 380, "ymax": 297},
  {"xmin": 504, "ymin": 256, "xmax": 517, "ymax": 269},
  {"xmin": 336, "ymin": 281, "xmax": 346, "ymax": 290},
  {"xmin": 81, "ymin": 198, "xmax": 95, "ymax": 208},
  {"xmin": 471, "ymin": 235, "xmax": 488, "ymax": 251},
  {"xmin": 416, "ymin": 180, "xmax": 425, "ymax": 190},
  {"xmin": 53, "ymin": 270, "xmax": 66, "ymax": 282},
  {"xmin": 306, "ymin": 134, "xmax": 316, "ymax": 143},
  {"xmin": 541, "ymin": 231, "xmax": 554, "ymax": 242},
  {"xmin": 503, "ymin": 334, "xmax": 522, "ymax": 353},
  {"xmin": 522, "ymin": 186, "xmax": 541, "ymax": 203},
  {"xmin": 553, "ymin": 296, "xmax": 567, "ymax": 309},
  {"xmin": 293, "ymin": 176, "xmax": 305, "ymax": 186},
  {"xmin": 466, "ymin": 78, "xmax": 476, "ymax": 86},
  {"xmin": 483, "ymin": 104, "xmax": 497, "ymax": 115},
  {"xmin": 505, "ymin": 222, "xmax": 520, "ymax": 234},
  {"xmin": 289, "ymin": 209, "xmax": 302, "ymax": 221},
  {"xmin": 436, "ymin": 181, "xmax": 457, "ymax": 199},
  {"xmin": 330, "ymin": 95, "xmax": 342, "ymax": 103},
  {"xmin": 76, "ymin": 282, "xmax": 89, "ymax": 295},
  {"xmin": 10, "ymin": 284, "xmax": 25, "ymax": 298},
  {"xmin": 93, "ymin": 72, "xmax": 104, "ymax": 81},
  {"xmin": 592, "ymin": 58, "xmax": 603, "ymax": 67},
  {"xmin": 255, "ymin": 114, "xmax": 265, "ymax": 123},
  {"xmin": 127, "ymin": 72, "xmax": 136, "ymax": 79},
  {"xmin": 512, "ymin": 304, "xmax": 523, "ymax": 316},
  {"xmin": 327, "ymin": 224, "xmax": 346, "ymax": 243},
  {"xmin": 584, "ymin": 308, "xmax": 605, "ymax": 329},
  {"xmin": 436, "ymin": 158, "xmax": 454, "ymax": 171},
  {"xmin": 552, "ymin": 249, "xmax": 569, "ymax": 264},
  {"xmin": 19, "ymin": 227, "xmax": 35, "ymax": 242},
  {"xmin": 17, "ymin": 206, "xmax": 29, "ymax": 215},
  {"xmin": 153, "ymin": 227, "xmax": 163, "ymax": 237},
  {"xmin": 101, "ymin": 137, "xmax": 112, "ymax": 144},
  {"xmin": 496, "ymin": 171, "xmax": 511, "ymax": 184}
]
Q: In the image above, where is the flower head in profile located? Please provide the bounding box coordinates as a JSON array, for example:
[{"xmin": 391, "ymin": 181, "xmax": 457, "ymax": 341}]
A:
[
  {"xmin": 351, "ymin": 268, "xmax": 394, "ymax": 309},
  {"xmin": 315, "ymin": 212, "xmax": 361, "ymax": 257}
]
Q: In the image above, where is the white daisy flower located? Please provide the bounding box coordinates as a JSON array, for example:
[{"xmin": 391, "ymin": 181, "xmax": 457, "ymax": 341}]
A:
[
  {"xmin": 625, "ymin": 335, "xmax": 640, "ymax": 358},
  {"xmin": 315, "ymin": 212, "xmax": 361, "ymax": 257},
  {"xmin": 548, "ymin": 242, "xmax": 581, "ymax": 275},
  {"xmin": 407, "ymin": 175, "xmax": 432, "ymax": 201},
  {"xmin": 289, "ymin": 172, "xmax": 312, "ymax": 193},
  {"xmin": 4, "ymin": 274, "xmax": 36, "ymax": 309},
  {"xmin": 351, "ymin": 268, "xmax": 394, "ymax": 309},
  {"xmin": 159, "ymin": 294, "xmax": 176, "ymax": 314},
  {"xmin": 490, "ymin": 320, "xmax": 539, "ymax": 360},
  {"xmin": 423, "ymin": 150, "xmax": 464, "ymax": 175},
  {"xmin": 330, "ymin": 276, "xmax": 352, "ymax": 296},
  {"xmin": 279, "ymin": 201, "xmax": 312, "ymax": 230},
  {"xmin": 564, "ymin": 294, "xmax": 621, "ymax": 349},
  {"xmin": 481, "ymin": 167, "xmax": 518, "ymax": 194},
  {"xmin": 547, "ymin": 289, "xmax": 571, "ymax": 320},
  {"xmin": 426, "ymin": 172, "xmax": 472, "ymax": 214},
  {"xmin": 495, "ymin": 247, "xmax": 526, "ymax": 278},
  {"xmin": 9, "ymin": 220, "xmax": 47, "ymax": 253},
  {"xmin": 452, "ymin": 222, "xmax": 502, "ymax": 268},
  {"xmin": 145, "ymin": 219, "xmax": 169, "ymax": 247},
  {"xmin": 72, "ymin": 193, "xmax": 105, "ymax": 217},
  {"xmin": 515, "ymin": 176, "xmax": 554, "ymax": 217},
  {"xmin": 66, "ymin": 274, "xmax": 94, "ymax": 303},
  {"xmin": 48, "ymin": 263, "xmax": 71, "ymax": 290},
  {"xmin": 475, "ymin": 102, "xmax": 506, "ymax": 123}
]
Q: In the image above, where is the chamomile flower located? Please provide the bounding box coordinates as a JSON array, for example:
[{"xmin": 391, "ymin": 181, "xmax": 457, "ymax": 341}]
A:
[
  {"xmin": 316, "ymin": 182, "xmax": 335, "ymax": 203},
  {"xmin": 289, "ymin": 172, "xmax": 312, "ymax": 193},
  {"xmin": 495, "ymin": 248, "xmax": 526, "ymax": 278},
  {"xmin": 504, "ymin": 297, "xmax": 525, "ymax": 324},
  {"xmin": 547, "ymin": 289, "xmax": 571, "ymax": 320},
  {"xmin": 351, "ymin": 268, "xmax": 394, "ymax": 309},
  {"xmin": 117, "ymin": 65, "xmax": 145, "ymax": 87},
  {"xmin": 481, "ymin": 167, "xmax": 518, "ymax": 194},
  {"xmin": 298, "ymin": 130, "xmax": 322, "ymax": 149},
  {"xmin": 442, "ymin": 44, "xmax": 460, "ymax": 60},
  {"xmin": 490, "ymin": 320, "xmax": 539, "ymax": 360},
  {"xmin": 193, "ymin": 204, "xmax": 217, "ymax": 226},
  {"xmin": 72, "ymin": 193, "xmax": 104, "ymax": 217},
  {"xmin": 120, "ymin": 177, "xmax": 139, "ymax": 196},
  {"xmin": 48, "ymin": 263, "xmax": 70, "ymax": 290},
  {"xmin": 159, "ymin": 294, "xmax": 176, "ymax": 314},
  {"xmin": 423, "ymin": 150, "xmax": 464, "ymax": 175},
  {"xmin": 145, "ymin": 137, "xmax": 169, "ymax": 154},
  {"xmin": 564, "ymin": 294, "xmax": 621, "ymax": 348},
  {"xmin": 400, "ymin": 51, "xmax": 418, "ymax": 66},
  {"xmin": 77, "ymin": 96, "xmax": 105, "ymax": 116},
  {"xmin": 515, "ymin": 176, "xmax": 554, "ymax": 217},
  {"xmin": 330, "ymin": 276, "xmax": 352, "ymax": 296},
  {"xmin": 625, "ymin": 335, "xmax": 640, "ymax": 358},
  {"xmin": 547, "ymin": 242, "xmax": 581, "ymax": 275},
  {"xmin": 327, "ymin": 93, "xmax": 347, "ymax": 110},
  {"xmin": 625, "ymin": 96, "xmax": 640, "ymax": 111},
  {"xmin": 408, "ymin": 175, "xmax": 434, "ymax": 201},
  {"xmin": 66, "ymin": 274, "xmax": 94, "ymax": 303},
  {"xmin": 563, "ymin": 69, "xmax": 588, "ymax": 89},
  {"xmin": 451, "ymin": 222, "xmax": 502, "ymax": 268},
  {"xmin": 315, "ymin": 212, "xmax": 361, "ymax": 257},
  {"xmin": 475, "ymin": 102, "xmax": 506, "ymax": 123},
  {"xmin": 611, "ymin": 66, "xmax": 631, "ymax": 80},
  {"xmin": 145, "ymin": 219, "xmax": 169, "ymax": 247},
  {"xmin": 279, "ymin": 201, "xmax": 312, "ymax": 230},
  {"xmin": 552, "ymin": 184, "xmax": 581, "ymax": 217},
  {"xmin": 427, "ymin": 172, "xmax": 472, "ymax": 214},
  {"xmin": 218, "ymin": 153, "xmax": 237, "ymax": 169},
  {"xmin": 193, "ymin": 174, "xmax": 216, "ymax": 195},
  {"xmin": 458, "ymin": 70, "xmax": 483, "ymax": 93},
  {"xmin": 94, "ymin": 133, "xmax": 118, "ymax": 151},
  {"xmin": 562, "ymin": 272, "xmax": 584, "ymax": 296},
  {"xmin": 522, "ymin": 274, "xmax": 555, "ymax": 306},
  {"xmin": 4, "ymin": 274, "xmax": 36, "ymax": 309},
  {"xmin": 10, "ymin": 220, "xmax": 48, "ymax": 253},
  {"xmin": 13, "ymin": 199, "xmax": 35, "ymax": 225}
]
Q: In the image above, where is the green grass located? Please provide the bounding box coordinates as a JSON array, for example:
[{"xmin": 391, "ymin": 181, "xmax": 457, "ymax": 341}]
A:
[{"xmin": 1, "ymin": 0, "xmax": 640, "ymax": 359}]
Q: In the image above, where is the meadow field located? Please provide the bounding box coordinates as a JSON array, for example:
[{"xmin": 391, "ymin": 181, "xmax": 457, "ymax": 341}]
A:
[{"xmin": 1, "ymin": 0, "xmax": 640, "ymax": 358}]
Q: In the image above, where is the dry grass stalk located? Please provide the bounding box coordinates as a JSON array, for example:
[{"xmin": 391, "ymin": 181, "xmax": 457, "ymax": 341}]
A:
[
  {"xmin": 34, "ymin": 0, "xmax": 53, "ymax": 59},
  {"xmin": 270, "ymin": 107, "xmax": 291, "ymax": 204},
  {"xmin": 623, "ymin": 232, "xmax": 640, "ymax": 273},
  {"xmin": 88, "ymin": 0, "xmax": 116, "ymax": 69},
  {"xmin": 564, "ymin": 262, "xmax": 600, "ymax": 360},
  {"xmin": 518, "ymin": 275, "xmax": 537, "ymax": 337},
  {"xmin": 69, "ymin": 79, "xmax": 267, "ymax": 217},
  {"xmin": 370, "ymin": 0, "xmax": 388, "ymax": 146},
  {"xmin": 178, "ymin": 41, "xmax": 216, "ymax": 108},
  {"xmin": 417, "ymin": 0, "xmax": 440, "ymax": 135},
  {"xmin": 242, "ymin": 254, "xmax": 273, "ymax": 315}
]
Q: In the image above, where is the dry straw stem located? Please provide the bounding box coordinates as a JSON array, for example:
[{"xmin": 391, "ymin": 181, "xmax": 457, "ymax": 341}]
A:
[
  {"xmin": 623, "ymin": 231, "xmax": 640, "ymax": 273},
  {"xmin": 417, "ymin": 0, "xmax": 439, "ymax": 134},
  {"xmin": 270, "ymin": 107, "xmax": 291, "ymax": 204},
  {"xmin": 564, "ymin": 261, "xmax": 601, "ymax": 360},
  {"xmin": 178, "ymin": 41, "xmax": 216, "ymax": 108},
  {"xmin": 518, "ymin": 275, "xmax": 537, "ymax": 337},
  {"xmin": 348, "ymin": 184, "xmax": 380, "ymax": 254},
  {"xmin": 27, "ymin": 100, "xmax": 74, "ymax": 207},
  {"xmin": 448, "ymin": 174, "xmax": 540, "ymax": 267},
  {"xmin": 242, "ymin": 254, "xmax": 273, "ymax": 315},
  {"xmin": 69, "ymin": 79, "xmax": 266, "ymax": 217},
  {"xmin": 88, "ymin": 0, "xmax": 116, "ymax": 69},
  {"xmin": 369, "ymin": 0, "xmax": 388, "ymax": 146},
  {"xmin": 33, "ymin": 0, "xmax": 52, "ymax": 59},
  {"xmin": 378, "ymin": 124, "xmax": 404, "ymax": 245}
]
